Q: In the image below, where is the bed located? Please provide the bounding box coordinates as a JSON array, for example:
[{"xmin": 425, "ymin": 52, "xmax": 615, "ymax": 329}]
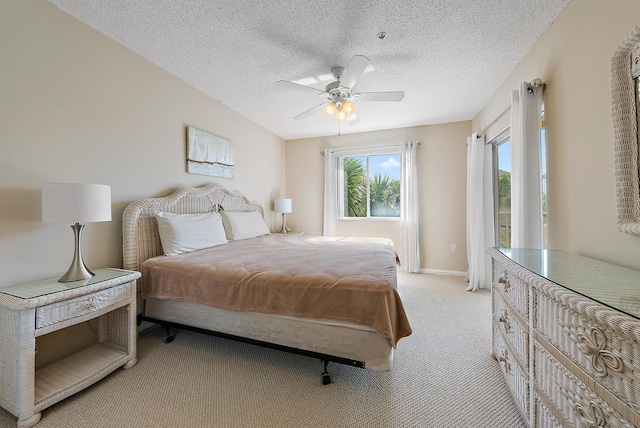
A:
[{"xmin": 122, "ymin": 184, "xmax": 412, "ymax": 383}]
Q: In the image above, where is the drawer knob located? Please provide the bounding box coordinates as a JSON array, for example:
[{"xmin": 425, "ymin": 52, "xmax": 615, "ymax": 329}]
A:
[
  {"xmin": 497, "ymin": 348, "xmax": 511, "ymax": 373},
  {"xmin": 498, "ymin": 310, "xmax": 512, "ymax": 332},
  {"xmin": 576, "ymin": 327, "xmax": 624, "ymax": 377},
  {"xmin": 498, "ymin": 271, "xmax": 511, "ymax": 292},
  {"xmin": 575, "ymin": 400, "xmax": 607, "ymax": 428}
]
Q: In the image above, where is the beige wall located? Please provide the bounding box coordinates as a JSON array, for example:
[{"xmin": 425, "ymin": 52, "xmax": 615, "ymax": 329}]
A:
[
  {"xmin": 285, "ymin": 122, "xmax": 471, "ymax": 273},
  {"xmin": 473, "ymin": 0, "xmax": 640, "ymax": 271},
  {"xmin": 0, "ymin": 1, "xmax": 285, "ymax": 287}
]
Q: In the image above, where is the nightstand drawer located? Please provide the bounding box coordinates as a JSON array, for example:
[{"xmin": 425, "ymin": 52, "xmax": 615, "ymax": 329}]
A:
[{"xmin": 36, "ymin": 282, "xmax": 132, "ymax": 329}]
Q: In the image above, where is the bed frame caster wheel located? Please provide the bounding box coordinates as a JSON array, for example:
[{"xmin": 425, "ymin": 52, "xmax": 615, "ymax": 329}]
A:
[
  {"xmin": 321, "ymin": 360, "xmax": 332, "ymax": 385},
  {"xmin": 322, "ymin": 373, "xmax": 332, "ymax": 385},
  {"xmin": 163, "ymin": 325, "xmax": 174, "ymax": 343}
]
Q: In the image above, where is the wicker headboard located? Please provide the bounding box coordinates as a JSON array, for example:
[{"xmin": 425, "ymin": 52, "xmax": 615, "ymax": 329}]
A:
[{"xmin": 122, "ymin": 183, "xmax": 263, "ymax": 274}]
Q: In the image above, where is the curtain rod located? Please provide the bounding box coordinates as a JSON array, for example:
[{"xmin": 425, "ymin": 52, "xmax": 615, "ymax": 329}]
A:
[
  {"xmin": 320, "ymin": 142, "xmax": 422, "ymax": 155},
  {"xmin": 478, "ymin": 78, "xmax": 545, "ymax": 137}
]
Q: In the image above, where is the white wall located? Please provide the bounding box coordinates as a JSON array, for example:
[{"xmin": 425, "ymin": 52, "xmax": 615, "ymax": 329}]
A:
[
  {"xmin": 285, "ymin": 122, "xmax": 470, "ymax": 273},
  {"xmin": 473, "ymin": 0, "xmax": 640, "ymax": 271},
  {"xmin": 0, "ymin": 1, "xmax": 285, "ymax": 287}
]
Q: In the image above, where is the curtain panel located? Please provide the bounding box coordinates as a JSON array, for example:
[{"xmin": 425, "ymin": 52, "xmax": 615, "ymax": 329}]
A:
[
  {"xmin": 401, "ymin": 141, "xmax": 420, "ymax": 273},
  {"xmin": 510, "ymin": 82, "xmax": 544, "ymax": 249},
  {"xmin": 322, "ymin": 148, "xmax": 337, "ymax": 237},
  {"xmin": 465, "ymin": 133, "xmax": 495, "ymax": 291}
]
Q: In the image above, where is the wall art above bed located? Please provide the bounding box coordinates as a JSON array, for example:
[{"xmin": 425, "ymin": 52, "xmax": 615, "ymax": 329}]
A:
[{"xmin": 186, "ymin": 126, "xmax": 235, "ymax": 179}]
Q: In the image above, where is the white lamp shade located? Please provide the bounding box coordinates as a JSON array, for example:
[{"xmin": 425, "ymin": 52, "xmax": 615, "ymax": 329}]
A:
[
  {"xmin": 275, "ymin": 198, "xmax": 292, "ymax": 214},
  {"xmin": 42, "ymin": 183, "xmax": 112, "ymax": 224}
]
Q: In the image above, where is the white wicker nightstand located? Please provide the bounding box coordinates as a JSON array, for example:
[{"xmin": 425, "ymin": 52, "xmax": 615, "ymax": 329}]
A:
[{"xmin": 0, "ymin": 268, "xmax": 141, "ymax": 428}]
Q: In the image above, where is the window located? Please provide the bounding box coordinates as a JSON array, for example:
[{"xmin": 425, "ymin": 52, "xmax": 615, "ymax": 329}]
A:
[
  {"xmin": 339, "ymin": 151, "xmax": 401, "ymax": 219},
  {"xmin": 492, "ymin": 130, "xmax": 512, "ymax": 248}
]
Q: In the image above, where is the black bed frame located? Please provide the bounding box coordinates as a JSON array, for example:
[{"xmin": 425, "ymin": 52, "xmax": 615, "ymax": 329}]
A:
[{"xmin": 137, "ymin": 314, "xmax": 366, "ymax": 385}]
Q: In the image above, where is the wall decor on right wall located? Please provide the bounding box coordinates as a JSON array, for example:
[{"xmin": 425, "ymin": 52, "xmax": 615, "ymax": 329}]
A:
[
  {"xmin": 186, "ymin": 126, "xmax": 235, "ymax": 179},
  {"xmin": 611, "ymin": 22, "xmax": 640, "ymax": 235}
]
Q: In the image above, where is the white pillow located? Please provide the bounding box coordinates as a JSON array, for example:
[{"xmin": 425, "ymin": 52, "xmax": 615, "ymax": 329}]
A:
[
  {"xmin": 221, "ymin": 211, "xmax": 270, "ymax": 241},
  {"xmin": 155, "ymin": 211, "xmax": 227, "ymax": 256}
]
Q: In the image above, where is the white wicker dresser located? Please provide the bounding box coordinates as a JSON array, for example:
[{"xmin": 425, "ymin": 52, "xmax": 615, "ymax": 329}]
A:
[
  {"xmin": 488, "ymin": 248, "xmax": 640, "ymax": 427},
  {"xmin": 0, "ymin": 268, "xmax": 140, "ymax": 428}
]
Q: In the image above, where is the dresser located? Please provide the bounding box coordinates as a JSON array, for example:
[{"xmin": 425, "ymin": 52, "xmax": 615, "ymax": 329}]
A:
[
  {"xmin": 0, "ymin": 268, "xmax": 141, "ymax": 428},
  {"xmin": 488, "ymin": 248, "xmax": 640, "ymax": 427}
]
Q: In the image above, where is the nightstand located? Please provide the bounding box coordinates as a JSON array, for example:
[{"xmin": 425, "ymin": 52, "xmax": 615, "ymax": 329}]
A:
[{"xmin": 0, "ymin": 268, "xmax": 140, "ymax": 428}]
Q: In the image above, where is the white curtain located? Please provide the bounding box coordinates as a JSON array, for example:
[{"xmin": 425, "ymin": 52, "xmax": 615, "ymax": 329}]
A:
[
  {"xmin": 401, "ymin": 141, "xmax": 420, "ymax": 272},
  {"xmin": 322, "ymin": 148, "xmax": 337, "ymax": 237},
  {"xmin": 465, "ymin": 133, "xmax": 495, "ymax": 291},
  {"xmin": 511, "ymin": 82, "xmax": 543, "ymax": 249}
]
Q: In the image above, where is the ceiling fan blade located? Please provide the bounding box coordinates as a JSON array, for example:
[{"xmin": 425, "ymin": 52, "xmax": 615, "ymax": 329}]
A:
[
  {"xmin": 277, "ymin": 80, "xmax": 323, "ymax": 96},
  {"xmin": 340, "ymin": 55, "xmax": 370, "ymax": 89},
  {"xmin": 294, "ymin": 103, "xmax": 324, "ymax": 120},
  {"xmin": 356, "ymin": 91, "xmax": 405, "ymax": 102}
]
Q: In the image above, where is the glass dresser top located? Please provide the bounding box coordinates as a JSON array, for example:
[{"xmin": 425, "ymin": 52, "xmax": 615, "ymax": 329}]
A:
[
  {"xmin": 0, "ymin": 269, "xmax": 131, "ymax": 299},
  {"xmin": 498, "ymin": 248, "xmax": 640, "ymax": 320}
]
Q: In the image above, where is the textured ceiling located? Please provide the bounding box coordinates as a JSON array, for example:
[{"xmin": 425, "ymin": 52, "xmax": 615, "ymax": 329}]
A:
[{"xmin": 48, "ymin": 0, "xmax": 570, "ymax": 140}]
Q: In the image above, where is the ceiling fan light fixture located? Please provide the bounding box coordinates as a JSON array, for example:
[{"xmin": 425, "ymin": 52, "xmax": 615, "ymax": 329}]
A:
[
  {"xmin": 323, "ymin": 102, "xmax": 337, "ymax": 117},
  {"xmin": 336, "ymin": 107, "xmax": 347, "ymax": 121},
  {"xmin": 342, "ymin": 100, "xmax": 356, "ymax": 115}
]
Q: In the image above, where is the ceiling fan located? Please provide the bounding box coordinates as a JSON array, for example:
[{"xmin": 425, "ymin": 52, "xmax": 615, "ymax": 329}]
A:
[{"xmin": 277, "ymin": 55, "xmax": 405, "ymax": 124}]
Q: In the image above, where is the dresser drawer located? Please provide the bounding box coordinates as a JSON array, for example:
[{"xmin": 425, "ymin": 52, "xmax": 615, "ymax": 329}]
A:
[
  {"xmin": 534, "ymin": 342, "xmax": 638, "ymax": 428},
  {"xmin": 493, "ymin": 260, "xmax": 529, "ymax": 318},
  {"xmin": 534, "ymin": 287, "xmax": 640, "ymax": 416},
  {"xmin": 493, "ymin": 320, "xmax": 529, "ymax": 419},
  {"xmin": 533, "ymin": 395, "xmax": 562, "ymax": 428},
  {"xmin": 493, "ymin": 289, "xmax": 529, "ymax": 366},
  {"xmin": 36, "ymin": 283, "xmax": 133, "ymax": 329}
]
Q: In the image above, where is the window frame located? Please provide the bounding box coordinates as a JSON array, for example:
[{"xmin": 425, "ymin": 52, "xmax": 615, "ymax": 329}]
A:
[
  {"xmin": 489, "ymin": 127, "xmax": 511, "ymax": 248},
  {"xmin": 336, "ymin": 146, "xmax": 402, "ymax": 221}
]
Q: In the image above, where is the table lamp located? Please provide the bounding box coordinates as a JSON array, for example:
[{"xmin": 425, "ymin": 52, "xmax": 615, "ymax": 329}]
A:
[
  {"xmin": 275, "ymin": 198, "xmax": 292, "ymax": 234},
  {"xmin": 42, "ymin": 183, "xmax": 112, "ymax": 282}
]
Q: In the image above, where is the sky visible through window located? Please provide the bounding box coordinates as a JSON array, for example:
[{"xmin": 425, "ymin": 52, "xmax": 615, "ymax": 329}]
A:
[
  {"xmin": 497, "ymin": 130, "xmax": 546, "ymax": 192},
  {"xmin": 370, "ymin": 154, "xmax": 401, "ymax": 179}
]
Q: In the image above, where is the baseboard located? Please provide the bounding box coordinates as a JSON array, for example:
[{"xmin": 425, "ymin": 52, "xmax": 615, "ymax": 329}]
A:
[{"xmin": 416, "ymin": 268, "xmax": 467, "ymax": 277}]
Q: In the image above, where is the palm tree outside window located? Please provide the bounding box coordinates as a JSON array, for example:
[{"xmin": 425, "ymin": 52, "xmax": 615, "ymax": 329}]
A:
[{"xmin": 340, "ymin": 153, "xmax": 401, "ymax": 219}]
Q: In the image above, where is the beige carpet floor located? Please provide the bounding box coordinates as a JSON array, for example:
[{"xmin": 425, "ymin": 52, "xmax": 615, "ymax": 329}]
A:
[{"xmin": 0, "ymin": 273, "xmax": 525, "ymax": 428}]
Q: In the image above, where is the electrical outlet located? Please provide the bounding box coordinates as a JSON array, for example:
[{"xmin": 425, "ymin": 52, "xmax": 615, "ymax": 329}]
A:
[{"xmin": 451, "ymin": 244, "xmax": 458, "ymax": 252}]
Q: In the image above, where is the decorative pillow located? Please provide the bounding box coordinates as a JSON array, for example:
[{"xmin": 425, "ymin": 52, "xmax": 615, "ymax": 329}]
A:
[
  {"xmin": 221, "ymin": 211, "xmax": 270, "ymax": 241},
  {"xmin": 155, "ymin": 211, "xmax": 227, "ymax": 256}
]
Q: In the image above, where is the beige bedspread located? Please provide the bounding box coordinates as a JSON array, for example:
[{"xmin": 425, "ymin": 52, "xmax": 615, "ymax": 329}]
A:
[{"xmin": 141, "ymin": 234, "xmax": 412, "ymax": 346}]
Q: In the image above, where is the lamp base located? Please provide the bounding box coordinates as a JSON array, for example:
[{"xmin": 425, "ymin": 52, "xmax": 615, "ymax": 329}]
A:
[
  {"xmin": 59, "ymin": 223, "xmax": 95, "ymax": 282},
  {"xmin": 279, "ymin": 213, "xmax": 288, "ymax": 234}
]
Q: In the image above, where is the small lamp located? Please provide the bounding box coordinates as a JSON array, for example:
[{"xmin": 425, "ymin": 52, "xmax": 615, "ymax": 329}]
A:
[
  {"xmin": 274, "ymin": 198, "xmax": 292, "ymax": 234},
  {"xmin": 42, "ymin": 183, "xmax": 112, "ymax": 282}
]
